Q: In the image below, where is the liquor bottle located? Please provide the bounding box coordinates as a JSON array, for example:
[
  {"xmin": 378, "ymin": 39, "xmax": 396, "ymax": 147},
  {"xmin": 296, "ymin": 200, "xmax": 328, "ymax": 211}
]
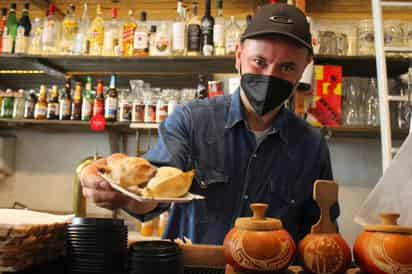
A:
[
  {"xmin": 187, "ymin": 2, "xmax": 201, "ymax": 56},
  {"xmin": 59, "ymin": 77, "xmax": 72, "ymax": 120},
  {"xmin": 71, "ymin": 82, "xmax": 82, "ymax": 120},
  {"xmin": 105, "ymin": 75, "xmax": 118, "ymax": 121},
  {"xmin": 2, "ymin": 3, "xmax": 17, "ymax": 54},
  {"xmin": 213, "ymin": 0, "xmax": 225, "ymax": 56},
  {"xmin": 0, "ymin": 8, "xmax": 7, "ymax": 53},
  {"xmin": 148, "ymin": 25, "xmax": 157, "ymax": 55},
  {"xmin": 34, "ymin": 85, "xmax": 47, "ymax": 120},
  {"xmin": 73, "ymin": 2, "xmax": 90, "ymax": 55},
  {"xmin": 24, "ymin": 89, "xmax": 37, "ymax": 119},
  {"xmin": 28, "ymin": 17, "xmax": 42, "ymax": 55},
  {"xmin": 102, "ymin": 8, "xmax": 120, "ymax": 56},
  {"xmin": 46, "ymin": 85, "xmax": 59, "ymax": 120},
  {"xmin": 93, "ymin": 80, "xmax": 104, "ymax": 116},
  {"xmin": 15, "ymin": 3, "xmax": 31, "ymax": 54},
  {"xmin": 60, "ymin": 4, "xmax": 78, "ymax": 55},
  {"xmin": 1, "ymin": 89, "xmax": 14, "ymax": 118},
  {"xmin": 151, "ymin": 22, "xmax": 171, "ymax": 56},
  {"xmin": 196, "ymin": 74, "xmax": 208, "ymax": 99},
  {"xmin": 225, "ymin": 16, "xmax": 241, "ymax": 55},
  {"xmin": 81, "ymin": 76, "xmax": 94, "ymax": 121},
  {"xmin": 89, "ymin": 4, "xmax": 104, "ymax": 56},
  {"xmin": 12, "ymin": 89, "xmax": 25, "ymax": 119},
  {"xmin": 201, "ymin": 0, "xmax": 214, "ymax": 56},
  {"xmin": 172, "ymin": 0, "xmax": 186, "ymax": 56},
  {"xmin": 133, "ymin": 11, "xmax": 149, "ymax": 56},
  {"xmin": 123, "ymin": 9, "xmax": 137, "ymax": 57},
  {"xmin": 42, "ymin": 4, "xmax": 61, "ymax": 54}
]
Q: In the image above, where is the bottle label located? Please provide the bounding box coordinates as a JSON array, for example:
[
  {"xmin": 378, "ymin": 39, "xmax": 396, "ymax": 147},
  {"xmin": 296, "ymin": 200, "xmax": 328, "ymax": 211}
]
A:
[
  {"xmin": 172, "ymin": 22, "xmax": 186, "ymax": 51},
  {"xmin": 188, "ymin": 24, "xmax": 201, "ymax": 51},
  {"xmin": 156, "ymin": 103, "xmax": 168, "ymax": 123},
  {"xmin": 15, "ymin": 33, "xmax": 27, "ymax": 54},
  {"xmin": 2, "ymin": 27, "xmax": 12, "ymax": 53},
  {"xmin": 155, "ymin": 34, "xmax": 170, "ymax": 53},
  {"xmin": 201, "ymin": 21, "xmax": 214, "ymax": 45},
  {"xmin": 123, "ymin": 26, "xmax": 135, "ymax": 42},
  {"xmin": 105, "ymin": 97, "xmax": 118, "ymax": 119},
  {"xmin": 47, "ymin": 103, "xmax": 59, "ymax": 118},
  {"xmin": 24, "ymin": 101, "xmax": 35, "ymax": 118},
  {"xmin": 42, "ymin": 22, "xmax": 58, "ymax": 44},
  {"xmin": 81, "ymin": 101, "xmax": 93, "ymax": 120},
  {"xmin": 34, "ymin": 105, "xmax": 47, "ymax": 118},
  {"xmin": 144, "ymin": 104, "xmax": 156, "ymax": 123},
  {"xmin": 119, "ymin": 101, "xmax": 132, "ymax": 122},
  {"xmin": 59, "ymin": 101, "xmax": 71, "ymax": 118},
  {"xmin": 213, "ymin": 23, "xmax": 225, "ymax": 45},
  {"xmin": 103, "ymin": 31, "xmax": 115, "ymax": 55},
  {"xmin": 134, "ymin": 32, "xmax": 148, "ymax": 50},
  {"xmin": 94, "ymin": 100, "xmax": 104, "ymax": 116},
  {"xmin": 132, "ymin": 103, "xmax": 145, "ymax": 122}
]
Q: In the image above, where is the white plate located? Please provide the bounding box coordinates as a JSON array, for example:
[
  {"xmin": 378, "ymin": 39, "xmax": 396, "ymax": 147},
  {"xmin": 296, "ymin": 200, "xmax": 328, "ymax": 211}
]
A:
[{"xmin": 99, "ymin": 172, "xmax": 205, "ymax": 203}]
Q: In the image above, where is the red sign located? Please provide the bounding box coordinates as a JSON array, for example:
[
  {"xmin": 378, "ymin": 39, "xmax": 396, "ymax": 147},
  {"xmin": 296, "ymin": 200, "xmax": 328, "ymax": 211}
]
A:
[{"xmin": 90, "ymin": 113, "xmax": 106, "ymax": 131}]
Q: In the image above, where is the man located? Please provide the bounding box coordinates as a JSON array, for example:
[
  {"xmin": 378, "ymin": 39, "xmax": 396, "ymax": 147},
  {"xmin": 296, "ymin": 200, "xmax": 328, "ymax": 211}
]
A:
[{"xmin": 81, "ymin": 4, "xmax": 339, "ymax": 245}]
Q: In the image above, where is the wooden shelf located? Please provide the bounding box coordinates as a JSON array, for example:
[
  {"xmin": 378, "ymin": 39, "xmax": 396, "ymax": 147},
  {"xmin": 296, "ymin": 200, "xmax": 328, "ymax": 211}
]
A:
[
  {"xmin": 0, "ymin": 54, "xmax": 410, "ymax": 89},
  {"xmin": 0, "ymin": 119, "xmax": 408, "ymax": 139}
]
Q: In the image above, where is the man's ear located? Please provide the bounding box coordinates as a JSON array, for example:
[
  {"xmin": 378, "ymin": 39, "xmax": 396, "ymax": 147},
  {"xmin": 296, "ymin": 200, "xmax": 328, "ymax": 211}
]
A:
[{"xmin": 235, "ymin": 41, "xmax": 242, "ymax": 73}]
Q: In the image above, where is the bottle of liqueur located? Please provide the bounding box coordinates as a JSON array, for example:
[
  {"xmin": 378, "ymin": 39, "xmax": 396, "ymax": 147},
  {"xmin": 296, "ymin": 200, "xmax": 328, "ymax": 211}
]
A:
[
  {"xmin": 0, "ymin": 8, "xmax": 7, "ymax": 54},
  {"xmin": 93, "ymin": 80, "xmax": 105, "ymax": 117},
  {"xmin": 46, "ymin": 85, "xmax": 59, "ymax": 120},
  {"xmin": 73, "ymin": 2, "xmax": 90, "ymax": 55},
  {"xmin": 60, "ymin": 4, "xmax": 78, "ymax": 55},
  {"xmin": 104, "ymin": 75, "xmax": 118, "ymax": 121},
  {"xmin": 123, "ymin": 9, "xmax": 137, "ymax": 56},
  {"xmin": 71, "ymin": 82, "xmax": 82, "ymax": 120},
  {"xmin": 172, "ymin": 0, "xmax": 186, "ymax": 56},
  {"xmin": 89, "ymin": 4, "xmax": 104, "ymax": 56},
  {"xmin": 81, "ymin": 76, "xmax": 94, "ymax": 121},
  {"xmin": 24, "ymin": 89, "xmax": 37, "ymax": 119},
  {"xmin": 187, "ymin": 2, "xmax": 201, "ymax": 56},
  {"xmin": 15, "ymin": 2, "xmax": 31, "ymax": 54},
  {"xmin": 2, "ymin": 3, "xmax": 17, "ymax": 54},
  {"xmin": 59, "ymin": 77, "xmax": 72, "ymax": 120},
  {"xmin": 34, "ymin": 85, "xmax": 47, "ymax": 120},
  {"xmin": 201, "ymin": 0, "xmax": 214, "ymax": 56},
  {"xmin": 102, "ymin": 8, "xmax": 120, "ymax": 56},
  {"xmin": 133, "ymin": 11, "xmax": 149, "ymax": 56},
  {"xmin": 213, "ymin": 0, "xmax": 225, "ymax": 56},
  {"xmin": 42, "ymin": 4, "xmax": 61, "ymax": 54},
  {"xmin": 225, "ymin": 16, "xmax": 241, "ymax": 55}
]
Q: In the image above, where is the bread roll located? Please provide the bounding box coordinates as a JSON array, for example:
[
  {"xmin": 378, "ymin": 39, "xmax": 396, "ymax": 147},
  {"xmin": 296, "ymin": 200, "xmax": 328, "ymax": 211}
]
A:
[
  {"xmin": 142, "ymin": 168, "xmax": 194, "ymax": 198},
  {"xmin": 108, "ymin": 157, "xmax": 157, "ymax": 187}
]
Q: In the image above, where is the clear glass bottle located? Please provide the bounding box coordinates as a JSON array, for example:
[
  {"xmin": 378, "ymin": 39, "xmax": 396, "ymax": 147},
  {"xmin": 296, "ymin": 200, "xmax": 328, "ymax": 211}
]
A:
[
  {"xmin": 213, "ymin": 0, "xmax": 225, "ymax": 56},
  {"xmin": 344, "ymin": 78, "xmax": 361, "ymax": 126},
  {"xmin": 225, "ymin": 16, "xmax": 241, "ymax": 55},
  {"xmin": 2, "ymin": 3, "xmax": 17, "ymax": 54},
  {"xmin": 73, "ymin": 2, "xmax": 90, "ymax": 55},
  {"xmin": 201, "ymin": 0, "xmax": 214, "ymax": 56},
  {"xmin": 148, "ymin": 25, "xmax": 157, "ymax": 55},
  {"xmin": 42, "ymin": 4, "xmax": 61, "ymax": 54},
  {"xmin": 60, "ymin": 4, "xmax": 78, "ymax": 55},
  {"xmin": 357, "ymin": 19, "xmax": 374, "ymax": 56},
  {"xmin": 172, "ymin": 0, "xmax": 186, "ymax": 56},
  {"xmin": 167, "ymin": 89, "xmax": 178, "ymax": 116},
  {"xmin": 144, "ymin": 91, "xmax": 156, "ymax": 123},
  {"xmin": 102, "ymin": 8, "xmax": 120, "ymax": 56},
  {"xmin": 366, "ymin": 78, "xmax": 379, "ymax": 127},
  {"xmin": 151, "ymin": 22, "xmax": 171, "ymax": 56},
  {"xmin": 15, "ymin": 2, "xmax": 31, "ymax": 54},
  {"xmin": 132, "ymin": 80, "xmax": 145, "ymax": 122},
  {"xmin": 89, "ymin": 4, "xmax": 104, "ymax": 56},
  {"xmin": 133, "ymin": 11, "xmax": 149, "ymax": 56},
  {"xmin": 123, "ymin": 9, "xmax": 137, "ymax": 57},
  {"xmin": 187, "ymin": 2, "xmax": 201, "ymax": 56},
  {"xmin": 119, "ymin": 89, "xmax": 133, "ymax": 122},
  {"xmin": 28, "ymin": 17, "xmax": 42, "ymax": 54},
  {"xmin": 156, "ymin": 90, "xmax": 168, "ymax": 123},
  {"xmin": 12, "ymin": 89, "xmax": 25, "ymax": 119}
]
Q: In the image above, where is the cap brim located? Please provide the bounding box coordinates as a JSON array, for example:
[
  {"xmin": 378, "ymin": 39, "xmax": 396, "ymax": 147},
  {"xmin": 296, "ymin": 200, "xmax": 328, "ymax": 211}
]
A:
[{"xmin": 241, "ymin": 30, "xmax": 313, "ymax": 54}]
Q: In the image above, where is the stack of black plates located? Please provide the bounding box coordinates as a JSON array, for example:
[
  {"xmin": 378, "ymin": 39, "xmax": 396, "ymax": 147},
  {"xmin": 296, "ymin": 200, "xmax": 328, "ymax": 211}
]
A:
[
  {"xmin": 67, "ymin": 217, "xmax": 127, "ymax": 274},
  {"xmin": 129, "ymin": 241, "xmax": 183, "ymax": 274}
]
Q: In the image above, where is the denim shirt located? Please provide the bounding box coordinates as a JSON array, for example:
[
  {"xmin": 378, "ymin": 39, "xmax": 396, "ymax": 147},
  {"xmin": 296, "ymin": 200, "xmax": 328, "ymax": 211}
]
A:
[{"xmin": 142, "ymin": 88, "xmax": 339, "ymax": 245}]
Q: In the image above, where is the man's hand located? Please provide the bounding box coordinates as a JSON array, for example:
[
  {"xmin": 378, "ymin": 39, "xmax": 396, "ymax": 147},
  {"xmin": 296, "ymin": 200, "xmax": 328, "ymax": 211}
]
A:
[{"xmin": 80, "ymin": 157, "xmax": 158, "ymax": 214}]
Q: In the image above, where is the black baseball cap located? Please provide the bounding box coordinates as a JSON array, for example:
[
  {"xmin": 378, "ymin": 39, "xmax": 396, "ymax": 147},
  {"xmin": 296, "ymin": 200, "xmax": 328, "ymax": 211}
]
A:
[{"xmin": 241, "ymin": 4, "xmax": 313, "ymax": 54}]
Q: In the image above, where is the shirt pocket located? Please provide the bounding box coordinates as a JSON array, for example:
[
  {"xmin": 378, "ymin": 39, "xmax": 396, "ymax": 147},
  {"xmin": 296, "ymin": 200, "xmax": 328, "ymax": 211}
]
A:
[{"xmin": 191, "ymin": 167, "xmax": 229, "ymax": 223}]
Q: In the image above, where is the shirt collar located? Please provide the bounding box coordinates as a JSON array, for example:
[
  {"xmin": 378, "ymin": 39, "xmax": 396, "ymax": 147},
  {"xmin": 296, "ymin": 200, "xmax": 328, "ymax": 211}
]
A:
[{"xmin": 224, "ymin": 88, "xmax": 289, "ymax": 144}]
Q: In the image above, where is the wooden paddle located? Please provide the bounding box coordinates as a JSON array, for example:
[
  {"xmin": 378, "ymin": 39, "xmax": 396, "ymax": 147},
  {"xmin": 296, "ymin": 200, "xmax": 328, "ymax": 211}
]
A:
[{"xmin": 311, "ymin": 180, "xmax": 338, "ymax": 234}]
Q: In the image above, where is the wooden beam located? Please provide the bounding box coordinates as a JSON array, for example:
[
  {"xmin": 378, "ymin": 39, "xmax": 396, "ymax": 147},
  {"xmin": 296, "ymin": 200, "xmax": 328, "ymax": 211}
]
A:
[{"xmin": 31, "ymin": 0, "xmax": 65, "ymax": 19}]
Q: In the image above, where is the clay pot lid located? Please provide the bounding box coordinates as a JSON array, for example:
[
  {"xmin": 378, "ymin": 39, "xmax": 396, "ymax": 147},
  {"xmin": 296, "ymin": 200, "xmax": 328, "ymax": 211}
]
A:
[
  {"xmin": 235, "ymin": 203, "xmax": 282, "ymax": 231},
  {"xmin": 365, "ymin": 213, "xmax": 412, "ymax": 234}
]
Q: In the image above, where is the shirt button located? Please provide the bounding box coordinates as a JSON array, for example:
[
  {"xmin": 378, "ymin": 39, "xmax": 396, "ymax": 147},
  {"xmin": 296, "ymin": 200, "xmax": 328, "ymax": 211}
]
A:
[
  {"xmin": 290, "ymin": 199, "xmax": 296, "ymax": 204},
  {"xmin": 200, "ymin": 180, "xmax": 208, "ymax": 189},
  {"xmin": 243, "ymin": 195, "xmax": 249, "ymax": 200},
  {"xmin": 252, "ymin": 154, "xmax": 257, "ymax": 159}
]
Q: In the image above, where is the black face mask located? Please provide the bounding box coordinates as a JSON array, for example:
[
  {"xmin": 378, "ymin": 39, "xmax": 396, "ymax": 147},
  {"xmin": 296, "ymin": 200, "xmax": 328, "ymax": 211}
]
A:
[{"xmin": 240, "ymin": 73, "xmax": 295, "ymax": 116}]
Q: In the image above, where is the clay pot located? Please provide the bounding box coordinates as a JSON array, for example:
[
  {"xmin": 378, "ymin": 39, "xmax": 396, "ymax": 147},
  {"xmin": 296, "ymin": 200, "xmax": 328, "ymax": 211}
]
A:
[
  {"xmin": 299, "ymin": 233, "xmax": 352, "ymax": 274},
  {"xmin": 354, "ymin": 213, "xmax": 412, "ymax": 274},
  {"xmin": 298, "ymin": 180, "xmax": 352, "ymax": 274},
  {"xmin": 223, "ymin": 203, "xmax": 296, "ymax": 273}
]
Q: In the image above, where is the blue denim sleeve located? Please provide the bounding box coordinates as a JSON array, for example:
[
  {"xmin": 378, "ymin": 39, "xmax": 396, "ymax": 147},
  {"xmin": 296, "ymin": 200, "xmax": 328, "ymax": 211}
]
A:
[
  {"xmin": 126, "ymin": 104, "xmax": 193, "ymax": 222},
  {"xmin": 144, "ymin": 104, "xmax": 193, "ymax": 170}
]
